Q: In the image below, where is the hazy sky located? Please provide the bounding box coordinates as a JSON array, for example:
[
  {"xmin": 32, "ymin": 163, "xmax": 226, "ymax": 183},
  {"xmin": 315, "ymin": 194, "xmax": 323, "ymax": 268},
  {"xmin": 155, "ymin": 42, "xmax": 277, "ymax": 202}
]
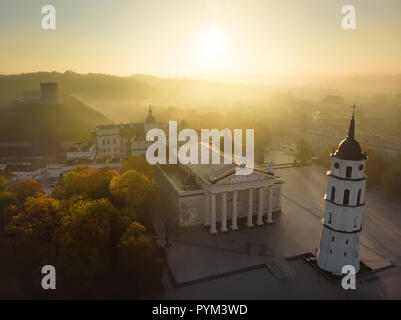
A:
[{"xmin": 1, "ymin": 0, "xmax": 400, "ymax": 84}]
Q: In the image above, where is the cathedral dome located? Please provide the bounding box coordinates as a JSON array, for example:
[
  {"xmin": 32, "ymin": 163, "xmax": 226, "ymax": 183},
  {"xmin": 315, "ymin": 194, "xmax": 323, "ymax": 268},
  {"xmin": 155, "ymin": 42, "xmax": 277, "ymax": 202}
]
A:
[
  {"xmin": 334, "ymin": 137, "xmax": 365, "ymax": 160},
  {"xmin": 333, "ymin": 108, "xmax": 367, "ymax": 161}
]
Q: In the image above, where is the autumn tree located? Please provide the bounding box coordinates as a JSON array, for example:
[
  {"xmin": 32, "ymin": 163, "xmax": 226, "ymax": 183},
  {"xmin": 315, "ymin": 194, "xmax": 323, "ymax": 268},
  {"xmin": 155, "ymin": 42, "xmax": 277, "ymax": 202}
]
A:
[
  {"xmin": 0, "ymin": 191, "xmax": 17, "ymax": 228},
  {"xmin": 57, "ymin": 198, "xmax": 114, "ymax": 270},
  {"xmin": 5, "ymin": 196, "xmax": 60, "ymax": 246},
  {"xmin": 113, "ymin": 221, "xmax": 163, "ymax": 298},
  {"xmin": 0, "ymin": 174, "xmax": 10, "ymax": 192},
  {"xmin": 109, "ymin": 170, "xmax": 155, "ymax": 211},
  {"xmin": 52, "ymin": 166, "xmax": 118, "ymax": 200},
  {"xmin": 121, "ymin": 155, "xmax": 156, "ymax": 179},
  {"xmin": 0, "ymin": 166, "xmax": 163, "ymax": 298},
  {"xmin": 11, "ymin": 179, "xmax": 44, "ymax": 204},
  {"xmin": 3, "ymin": 195, "xmax": 61, "ymax": 297}
]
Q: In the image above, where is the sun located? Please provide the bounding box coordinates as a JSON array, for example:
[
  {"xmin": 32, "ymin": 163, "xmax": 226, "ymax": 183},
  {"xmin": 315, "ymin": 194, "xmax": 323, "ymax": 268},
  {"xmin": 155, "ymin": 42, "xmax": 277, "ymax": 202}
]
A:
[{"xmin": 198, "ymin": 25, "xmax": 227, "ymax": 61}]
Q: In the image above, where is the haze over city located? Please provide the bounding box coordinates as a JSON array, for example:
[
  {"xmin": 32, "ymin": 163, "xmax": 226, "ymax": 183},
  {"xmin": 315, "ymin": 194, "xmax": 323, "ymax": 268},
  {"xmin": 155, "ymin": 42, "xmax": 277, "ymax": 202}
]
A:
[{"xmin": 1, "ymin": 0, "xmax": 401, "ymax": 85}]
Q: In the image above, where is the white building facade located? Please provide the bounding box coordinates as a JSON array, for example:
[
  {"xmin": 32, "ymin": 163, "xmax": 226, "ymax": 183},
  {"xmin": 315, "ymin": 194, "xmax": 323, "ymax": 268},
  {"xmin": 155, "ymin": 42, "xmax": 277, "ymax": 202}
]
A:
[
  {"xmin": 317, "ymin": 112, "xmax": 367, "ymax": 274},
  {"xmin": 157, "ymin": 141, "xmax": 283, "ymax": 233},
  {"xmin": 92, "ymin": 106, "xmax": 159, "ymax": 160}
]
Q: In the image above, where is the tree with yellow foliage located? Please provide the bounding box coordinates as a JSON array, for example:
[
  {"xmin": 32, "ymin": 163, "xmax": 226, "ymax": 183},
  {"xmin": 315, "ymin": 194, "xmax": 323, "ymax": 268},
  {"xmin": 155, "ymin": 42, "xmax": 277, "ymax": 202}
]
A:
[
  {"xmin": 5, "ymin": 196, "xmax": 60, "ymax": 245},
  {"xmin": 11, "ymin": 179, "xmax": 44, "ymax": 204},
  {"xmin": 109, "ymin": 170, "xmax": 155, "ymax": 211},
  {"xmin": 121, "ymin": 155, "xmax": 156, "ymax": 179},
  {"xmin": 52, "ymin": 165, "xmax": 118, "ymax": 200}
]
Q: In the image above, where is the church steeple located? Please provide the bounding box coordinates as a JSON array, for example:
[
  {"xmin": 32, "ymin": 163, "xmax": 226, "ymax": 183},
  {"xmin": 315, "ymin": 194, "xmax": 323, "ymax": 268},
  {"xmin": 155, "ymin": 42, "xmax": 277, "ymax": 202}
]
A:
[
  {"xmin": 316, "ymin": 110, "xmax": 368, "ymax": 275},
  {"xmin": 333, "ymin": 104, "xmax": 366, "ymax": 161},
  {"xmin": 348, "ymin": 104, "xmax": 356, "ymax": 139},
  {"xmin": 145, "ymin": 105, "xmax": 156, "ymax": 124}
]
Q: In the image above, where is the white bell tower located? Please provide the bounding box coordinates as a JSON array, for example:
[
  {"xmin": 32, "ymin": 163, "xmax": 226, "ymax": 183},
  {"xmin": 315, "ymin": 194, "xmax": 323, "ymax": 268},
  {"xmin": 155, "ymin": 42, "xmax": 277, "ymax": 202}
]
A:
[{"xmin": 317, "ymin": 107, "xmax": 367, "ymax": 274}]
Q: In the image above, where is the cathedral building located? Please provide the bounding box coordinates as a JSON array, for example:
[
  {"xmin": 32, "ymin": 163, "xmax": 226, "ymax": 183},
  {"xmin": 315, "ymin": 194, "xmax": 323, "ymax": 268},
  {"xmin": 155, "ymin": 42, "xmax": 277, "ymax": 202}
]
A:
[
  {"xmin": 317, "ymin": 109, "xmax": 367, "ymax": 274},
  {"xmin": 157, "ymin": 145, "xmax": 283, "ymax": 233}
]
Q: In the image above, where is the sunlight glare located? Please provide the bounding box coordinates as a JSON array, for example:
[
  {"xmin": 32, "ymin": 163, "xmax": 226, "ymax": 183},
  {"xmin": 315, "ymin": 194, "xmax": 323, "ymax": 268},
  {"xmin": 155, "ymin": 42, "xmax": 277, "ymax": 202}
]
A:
[{"xmin": 198, "ymin": 25, "xmax": 227, "ymax": 61}]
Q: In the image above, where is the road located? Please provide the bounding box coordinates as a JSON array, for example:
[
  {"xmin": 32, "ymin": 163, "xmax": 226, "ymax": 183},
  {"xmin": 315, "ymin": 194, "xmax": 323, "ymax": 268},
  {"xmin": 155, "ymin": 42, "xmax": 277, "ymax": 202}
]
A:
[{"xmin": 39, "ymin": 177, "xmax": 58, "ymax": 195}]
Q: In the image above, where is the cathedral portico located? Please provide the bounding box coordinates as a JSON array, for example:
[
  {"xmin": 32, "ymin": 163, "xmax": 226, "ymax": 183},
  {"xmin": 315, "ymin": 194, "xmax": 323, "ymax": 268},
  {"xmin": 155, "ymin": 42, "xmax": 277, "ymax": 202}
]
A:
[{"xmin": 205, "ymin": 175, "xmax": 282, "ymax": 234}]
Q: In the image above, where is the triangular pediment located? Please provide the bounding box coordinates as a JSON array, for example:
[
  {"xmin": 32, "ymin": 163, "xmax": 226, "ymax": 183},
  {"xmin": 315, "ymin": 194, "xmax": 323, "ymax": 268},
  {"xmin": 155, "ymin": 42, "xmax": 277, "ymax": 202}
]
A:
[{"xmin": 213, "ymin": 168, "xmax": 274, "ymax": 185}]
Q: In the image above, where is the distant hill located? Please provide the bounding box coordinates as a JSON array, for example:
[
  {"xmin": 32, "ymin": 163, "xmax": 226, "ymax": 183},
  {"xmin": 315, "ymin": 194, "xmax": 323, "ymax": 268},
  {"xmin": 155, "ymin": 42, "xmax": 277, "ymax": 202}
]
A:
[
  {"xmin": 0, "ymin": 72, "xmax": 278, "ymax": 121},
  {"xmin": 0, "ymin": 95, "xmax": 110, "ymax": 143},
  {"xmin": 0, "ymin": 71, "xmax": 400, "ymax": 122}
]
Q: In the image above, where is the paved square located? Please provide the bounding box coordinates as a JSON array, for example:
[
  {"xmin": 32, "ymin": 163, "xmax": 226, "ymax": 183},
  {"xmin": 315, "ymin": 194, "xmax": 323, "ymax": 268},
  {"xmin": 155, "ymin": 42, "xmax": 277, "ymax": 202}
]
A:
[{"xmin": 155, "ymin": 166, "xmax": 400, "ymax": 298}]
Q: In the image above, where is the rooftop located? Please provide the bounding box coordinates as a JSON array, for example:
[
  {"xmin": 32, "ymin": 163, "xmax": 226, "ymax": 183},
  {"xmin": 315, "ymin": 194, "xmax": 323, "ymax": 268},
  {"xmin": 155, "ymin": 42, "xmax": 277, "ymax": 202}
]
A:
[
  {"xmin": 67, "ymin": 142, "xmax": 94, "ymax": 152},
  {"xmin": 159, "ymin": 164, "xmax": 202, "ymax": 192}
]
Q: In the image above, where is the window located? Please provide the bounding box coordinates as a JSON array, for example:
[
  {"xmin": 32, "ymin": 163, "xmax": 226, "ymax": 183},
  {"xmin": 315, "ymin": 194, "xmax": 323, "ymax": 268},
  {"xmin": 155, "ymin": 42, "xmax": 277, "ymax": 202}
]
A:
[
  {"xmin": 331, "ymin": 236, "xmax": 335, "ymax": 242},
  {"xmin": 346, "ymin": 239, "xmax": 349, "ymax": 245},
  {"xmin": 353, "ymin": 216, "xmax": 358, "ymax": 228},
  {"xmin": 328, "ymin": 212, "xmax": 332, "ymax": 224},
  {"xmin": 343, "ymin": 189, "xmax": 350, "ymax": 205},
  {"xmin": 357, "ymin": 189, "xmax": 362, "ymax": 205},
  {"xmin": 330, "ymin": 250, "xmax": 333, "ymax": 255},
  {"xmin": 334, "ymin": 162, "xmax": 340, "ymax": 169},
  {"xmin": 346, "ymin": 166, "xmax": 352, "ymax": 178},
  {"xmin": 359, "ymin": 164, "xmax": 364, "ymax": 171},
  {"xmin": 344, "ymin": 252, "xmax": 347, "ymax": 257},
  {"xmin": 331, "ymin": 186, "xmax": 336, "ymax": 201}
]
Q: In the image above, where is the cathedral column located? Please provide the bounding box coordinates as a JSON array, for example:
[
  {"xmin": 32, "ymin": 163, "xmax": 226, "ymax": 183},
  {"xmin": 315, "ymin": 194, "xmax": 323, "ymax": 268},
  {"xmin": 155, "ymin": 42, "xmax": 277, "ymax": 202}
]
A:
[
  {"xmin": 277, "ymin": 185, "xmax": 282, "ymax": 211},
  {"xmin": 231, "ymin": 190, "xmax": 239, "ymax": 230},
  {"xmin": 257, "ymin": 187, "xmax": 264, "ymax": 226},
  {"xmin": 266, "ymin": 186, "xmax": 274, "ymax": 224},
  {"xmin": 221, "ymin": 192, "xmax": 228, "ymax": 232},
  {"xmin": 210, "ymin": 193, "xmax": 217, "ymax": 234},
  {"xmin": 247, "ymin": 189, "xmax": 254, "ymax": 227}
]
